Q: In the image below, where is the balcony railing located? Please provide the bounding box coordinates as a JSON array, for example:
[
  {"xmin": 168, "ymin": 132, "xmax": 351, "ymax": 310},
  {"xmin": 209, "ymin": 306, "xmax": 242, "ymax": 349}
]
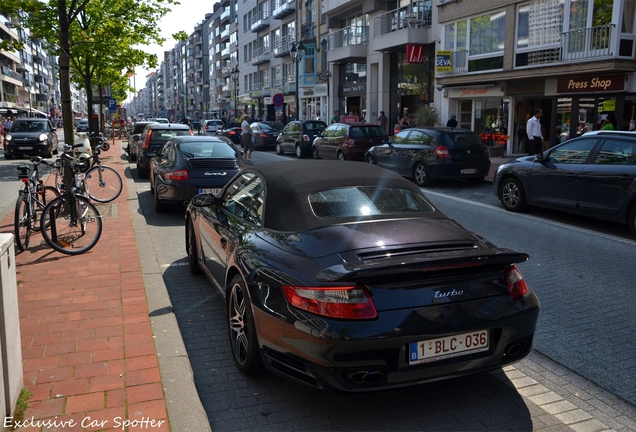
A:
[
  {"xmin": 273, "ymin": 35, "xmax": 295, "ymax": 57},
  {"xmin": 374, "ymin": 2, "xmax": 432, "ymax": 37},
  {"xmin": 330, "ymin": 26, "xmax": 369, "ymax": 49},
  {"xmin": 562, "ymin": 24, "xmax": 614, "ymax": 60},
  {"xmin": 251, "ymin": 46, "xmax": 271, "ymax": 65},
  {"xmin": 272, "ymin": 0, "xmax": 294, "ymax": 19},
  {"xmin": 1, "ymin": 65, "xmax": 24, "ymax": 81},
  {"xmin": 251, "ymin": 9, "xmax": 270, "ymax": 32}
]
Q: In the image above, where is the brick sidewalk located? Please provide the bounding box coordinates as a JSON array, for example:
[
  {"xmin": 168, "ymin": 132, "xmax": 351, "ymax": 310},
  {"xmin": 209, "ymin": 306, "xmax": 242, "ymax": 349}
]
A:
[{"xmin": 1, "ymin": 149, "xmax": 170, "ymax": 431}]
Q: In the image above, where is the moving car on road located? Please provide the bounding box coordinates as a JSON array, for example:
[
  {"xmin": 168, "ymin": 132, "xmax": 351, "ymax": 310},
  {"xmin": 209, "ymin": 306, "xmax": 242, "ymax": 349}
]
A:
[
  {"xmin": 203, "ymin": 119, "xmax": 225, "ymax": 135},
  {"xmin": 275, "ymin": 120, "xmax": 327, "ymax": 158},
  {"xmin": 495, "ymin": 130, "xmax": 636, "ymax": 236},
  {"xmin": 312, "ymin": 123, "xmax": 388, "ymax": 161},
  {"xmin": 366, "ymin": 127, "xmax": 491, "ymax": 186},
  {"xmin": 250, "ymin": 121, "xmax": 284, "ymax": 150},
  {"xmin": 149, "ymin": 135, "xmax": 245, "ymax": 212},
  {"xmin": 4, "ymin": 118, "xmax": 59, "ymax": 159},
  {"xmin": 186, "ymin": 160, "xmax": 539, "ymax": 392}
]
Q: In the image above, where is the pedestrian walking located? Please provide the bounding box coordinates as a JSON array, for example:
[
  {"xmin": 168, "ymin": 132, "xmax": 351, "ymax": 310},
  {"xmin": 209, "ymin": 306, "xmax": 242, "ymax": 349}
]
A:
[
  {"xmin": 378, "ymin": 111, "xmax": 388, "ymax": 133},
  {"xmin": 241, "ymin": 114, "xmax": 254, "ymax": 160},
  {"xmin": 331, "ymin": 110, "xmax": 340, "ymax": 124},
  {"xmin": 446, "ymin": 114, "xmax": 458, "ymax": 128},
  {"xmin": 526, "ymin": 108, "xmax": 543, "ymax": 155}
]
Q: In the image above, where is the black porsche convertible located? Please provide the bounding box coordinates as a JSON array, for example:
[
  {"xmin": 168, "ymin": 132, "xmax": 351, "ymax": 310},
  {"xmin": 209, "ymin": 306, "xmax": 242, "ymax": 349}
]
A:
[{"xmin": 185, "ymin": 160, "xmax": 539, "ymax": 392}]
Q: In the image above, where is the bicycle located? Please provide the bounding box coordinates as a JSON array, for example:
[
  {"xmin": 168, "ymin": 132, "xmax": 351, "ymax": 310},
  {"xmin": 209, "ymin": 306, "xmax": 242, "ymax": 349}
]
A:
[
  {"xmin": 40, "ymin": 153, "xmax": 103, "ymax": 255},
  {"xmin": 54, "ymin": 135, "xmax": 122, "ymax": 203},
  {"xmin": 14, "ymin": 156, "xmax": 61, "ymax": 252}
]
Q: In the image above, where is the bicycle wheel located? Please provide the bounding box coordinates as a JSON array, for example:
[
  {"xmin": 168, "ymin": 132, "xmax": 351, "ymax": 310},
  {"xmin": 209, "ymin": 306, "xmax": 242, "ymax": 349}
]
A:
[
  {"xmin": 40, "ymin": 194, "xmax": 102, "ymax": 255},
  {"xmin": 85, "ymin": 165, "xmax": 122, "ymax": 203},
  {"xmin": 33, "ymin": 186, "xmax": 61, "ymax": 232},
  {"xmin": 14, "ymin": 194, "xmax": 31, "ymax": 252}
]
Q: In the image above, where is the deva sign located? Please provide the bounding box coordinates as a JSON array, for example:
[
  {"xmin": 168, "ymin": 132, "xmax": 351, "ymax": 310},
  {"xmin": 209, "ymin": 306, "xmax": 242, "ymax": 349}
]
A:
[{"xmin": 436, "ymin": 51, "xmax": 452, "ymax": 72}]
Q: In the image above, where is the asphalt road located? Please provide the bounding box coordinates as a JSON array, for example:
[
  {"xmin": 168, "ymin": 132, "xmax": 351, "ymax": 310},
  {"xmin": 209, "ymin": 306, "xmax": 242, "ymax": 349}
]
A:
[{"xmin": 2, "ymin": 143, "xmax": 635, "ymax": 430}]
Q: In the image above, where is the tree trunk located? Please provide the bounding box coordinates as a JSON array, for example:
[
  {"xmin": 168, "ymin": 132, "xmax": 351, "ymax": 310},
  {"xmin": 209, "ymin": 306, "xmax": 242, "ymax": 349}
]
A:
[{"xmin": 58, "ymin": 0, "xmax": 74, "ymax": 149}]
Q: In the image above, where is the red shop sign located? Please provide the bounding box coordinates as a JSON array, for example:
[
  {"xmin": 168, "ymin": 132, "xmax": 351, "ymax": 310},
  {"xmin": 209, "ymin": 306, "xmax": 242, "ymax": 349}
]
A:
[{"xmin": 406, "ymin": 44, "xmax": 425, "ymax": 64}]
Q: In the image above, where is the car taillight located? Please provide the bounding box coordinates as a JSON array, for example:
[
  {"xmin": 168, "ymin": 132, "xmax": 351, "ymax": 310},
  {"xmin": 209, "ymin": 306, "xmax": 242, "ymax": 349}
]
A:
[
  {"xmin": 282, "ymin": 285, "xmax": 377, "ymax": 319},
  {"xmin": 162, "ymin": 170, "xmax": 189, "ymax": 181},
  {"xmin": 142, "ymin": 133, "xmax": 152, "ymax": 150},
  {"xmin": 260, "ymin": 132, "xmax": 268, "ymax": 138},
  {"xmin": 346, "ymin": 139, "xmax": 355, "ymax": 147},
  {"xmin": 504, "ymin": 265, "xmax": 528, "ymax": 299},
  {"xmin": 189, "ymin": 130, "xmax": 194, "ymax": 135},
  {"xmin": 228, "ymin": 130, "xmax": 237, "ymax": 135},
  {"xmin": 435, "ymin": 145, "xmax": 450, "ymax": 158},
  {"xmin": 303, "ymin": 134, "xmax": 310, "ymax": 142}
]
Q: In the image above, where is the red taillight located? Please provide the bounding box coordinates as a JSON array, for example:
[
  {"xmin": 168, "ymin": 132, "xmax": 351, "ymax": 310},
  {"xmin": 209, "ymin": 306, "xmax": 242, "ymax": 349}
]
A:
[
  {"xmin": 346, "ymin": 139, "xmax": 355, "ymax": 147},
  {"xmin": 162, "ymin": 170, "xmax": 189, "ymax": 181},
  {"xmin": 260, "ymin": 132, "xmax": 268, "ymax": 138},
  {"xmin": 303, "ymin": 134, "xmax": 310, "ymax": 142},
  {"xmin": 435, "ymin": 146, "xmax": 450, "ymax": 158},
  {"xmin": 504, "ymin": 265, "xmax": 528, "ymax": 299},
  {"xmin": 142, "ymin": 133, "xmax": 152, "ymax": 150},
  {"xmin": 228, "ymin": 130, "xmax": 237, "ymax": 135},
  {"xmin": 281, "ymin": 285, "xmax": 377, "ymax": 319},
  {"xmin": 21, "ymin": 178, "xmax": 29, "ymax": 184},
  {"xmin": 189, "ymin": 130, "xmax": 194, "ymax": 136}
]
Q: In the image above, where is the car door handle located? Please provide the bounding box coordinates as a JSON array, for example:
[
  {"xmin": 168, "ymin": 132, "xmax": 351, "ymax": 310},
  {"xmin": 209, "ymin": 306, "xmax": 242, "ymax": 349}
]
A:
[
  {"xmin": 566, "ymin": 173, "xmax": 577, "ymax": 178},
  {"xmin": 619, "ymin": 175, "xmax": 633, "ymax": 181}
]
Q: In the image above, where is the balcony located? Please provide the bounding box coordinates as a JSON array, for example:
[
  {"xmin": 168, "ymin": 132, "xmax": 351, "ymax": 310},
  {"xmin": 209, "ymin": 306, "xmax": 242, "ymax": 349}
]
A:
[
  {"xmin": 221, "ymin": 27, "xmax": 230, "ymax": 42},
  {"xmin": 251, "ymin": 46, "xmax": 271, "ymax": 65},
  {"xmin": 1, "ymin": 65, "xmax": 24, "ymax": 83},
  {"xmin": 220, "ymin": 0, "xmax": 229, "ymax": 7},
  {"xmin": 327, "ymin": 26, "xmax": 369, "ymax": 64},
  {"xmin": 272, "ymin": 0, "xmax": 294, "ymax": 19},
  {"xmin": 220, "ymin": 8, "xmax": 231, "ymax": 24},
  {"xmin": 371, "ymin": 3, "xmax": 432, "ymax": 52},
  {"xmin": 221, "ymin": 47, "xmax": 230, "ymax": 59},
  {"xmin": 193, "ymin": 35, "xmax": 202, "ymax": 46},
  {"xmin": 273, "ymin": 35, "xmax": 294, "ymax": 57},
  {"xmin": 250, "ymin": 10, "xmax": 270, "ymax": 33}
]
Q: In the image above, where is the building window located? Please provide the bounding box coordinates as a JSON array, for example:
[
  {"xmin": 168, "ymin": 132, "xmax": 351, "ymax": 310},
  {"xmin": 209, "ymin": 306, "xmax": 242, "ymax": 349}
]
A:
[{"xmin": 470, "ymin": 12, "xmax": 505, "ymax": 56}]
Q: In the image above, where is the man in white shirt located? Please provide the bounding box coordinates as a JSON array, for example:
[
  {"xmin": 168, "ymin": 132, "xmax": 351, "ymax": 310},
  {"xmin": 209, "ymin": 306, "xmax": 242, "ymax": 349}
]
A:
[
  {"xmin": 241, "ymin": 115, "xmax": 253, "ymax": 160},
  {"xmin": 526, "ymin": 108, "xmax": 543, "ymax": 155}
]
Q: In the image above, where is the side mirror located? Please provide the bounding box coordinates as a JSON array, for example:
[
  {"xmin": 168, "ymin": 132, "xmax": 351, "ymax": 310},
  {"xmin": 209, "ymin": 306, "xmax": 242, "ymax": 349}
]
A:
[
  {"xmin": 190, "ymin": 193, "xmax": 217, "ymax": 207},
  {"xmin": 534, "ymin": 152, "xmax": 544, "ymax": 163}
]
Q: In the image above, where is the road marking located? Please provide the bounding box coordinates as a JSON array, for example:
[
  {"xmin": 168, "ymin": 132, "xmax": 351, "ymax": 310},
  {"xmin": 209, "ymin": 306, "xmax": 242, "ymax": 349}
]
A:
[{"xmin": 423, "ymin": 189, "xmax": 636, "ymax": 246}]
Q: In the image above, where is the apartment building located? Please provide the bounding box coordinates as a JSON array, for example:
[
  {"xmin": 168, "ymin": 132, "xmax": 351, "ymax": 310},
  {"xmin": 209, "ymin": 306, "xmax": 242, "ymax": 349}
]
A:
[{"xmin": 436, "ymin": 0, "xmax": 636, "ymax": 155}]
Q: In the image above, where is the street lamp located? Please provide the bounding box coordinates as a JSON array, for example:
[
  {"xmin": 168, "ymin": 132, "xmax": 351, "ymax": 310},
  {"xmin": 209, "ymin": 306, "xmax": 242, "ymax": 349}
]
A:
[
  {"xmin": 231, "ymin": 66, "xmax": 239, "ymax": 119},
  {"xmin": 24, "ymin": 85, "xmax": 33, "ymax": 117},
  {"xmin": 290, "ymin": 42, "xmax": 305, "ymax": 121}
]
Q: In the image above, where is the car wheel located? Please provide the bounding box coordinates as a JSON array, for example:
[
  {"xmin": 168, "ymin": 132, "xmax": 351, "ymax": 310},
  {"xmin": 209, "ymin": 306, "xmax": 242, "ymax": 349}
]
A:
[
  {"xmin": 312, "ymin": 146, "xmax": 319, "ymax": 159},
  {"xmin": 366, "ymin": 154, "xmax": 376, "ymax": 164},
  {"xmin": 186, "ymin": 219, "xmax": 202, "ymax": 275},
  {"xmin": 413, "ymin": 162, "xmax": 432, "ymax": 187},
  {"xmin": 337, "ymin": 151, "xmax": 345, "ymax": 161},
  {"xmin": 275, "ymin": 142, "xmax": 284, "ymax": 155},
  {"xmin": 295, "ymin": 144, "xmax": 304, "ymax": 159},
  {"xmin": 227, "ymin": 275, "xmax": 265, "ymax": 374},
  {"xmin": 137, "ymin": 161, "xmax": 149, "ymax": 178},
  {"xmin": 153, "ymin": 186, "xmax": 165, "ymax": 212},
  {"xmin": 499, "ymin": 177, "xmax": 527, "ymax": 212},
  {"xmin": 628, "ymin": 206, "xmax": 636, "ymax": 237}
]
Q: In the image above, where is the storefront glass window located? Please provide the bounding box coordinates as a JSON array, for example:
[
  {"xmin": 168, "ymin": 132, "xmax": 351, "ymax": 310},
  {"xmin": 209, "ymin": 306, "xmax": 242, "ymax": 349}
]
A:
[
  {"xmin": 475, "ymin": 98, "xmax": 504, "ymax": 134},
  {"xmin": 344, "ymin": 63, "xmax": 366, "ymax": 85}
]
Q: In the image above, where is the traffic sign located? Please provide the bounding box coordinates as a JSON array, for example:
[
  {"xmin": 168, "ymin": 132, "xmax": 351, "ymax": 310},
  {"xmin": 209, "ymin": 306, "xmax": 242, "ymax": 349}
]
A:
[
  {"xmin": 272, "ymin": 93, "xmax": 284, "ymax": 107},
  {"xmin": 108, "ymin": 97, "xmax": 117, "ymax": 113}
]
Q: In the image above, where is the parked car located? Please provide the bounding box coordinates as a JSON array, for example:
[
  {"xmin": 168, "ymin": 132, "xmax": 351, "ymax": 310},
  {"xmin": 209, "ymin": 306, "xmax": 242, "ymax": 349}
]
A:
[
  {"xmin": 185, "ymin": 160, "xmax": 539, "ymax": 392},
  {"xmin": 136, "ymin": 123, "xmax": 193, "ymax": 178},
  {"xmin": 203, "ymin": 119, "xmax": 225, "ymax": 135},
  {"xmin": 149, "ymin": 135, "xmax": 245, "ymax": 212},
  {"xmin": 126, "ymin": 121, "xmax": 159, "ymax": 161},
  {"xmin": 276, "ymin": 120, "xmax": 327, "ymax": 158},
  {"xmin": 312, "ymin": 122, "xmax": 388, "ymax": 161},
  {"xmin": 76, "ymin": 118, "xmax": 89, "ymax": 132},
  {"xmin": 217, "ymin": 126, "xmax": 242, "ymax": 145},
  {"xmin": 366, "ymin": 127, "xmax": 491, "ymax": 186},
  {"xmin": 495, "ymin": 130, "xmax": 636, "ymax": 236},
  {"xmin": 4, "ymin": 118, "xmax": 59, "ymax": 159},
  {"xmin": 250, "ymin": 121, "xmax": 284, "ymax": 149}
]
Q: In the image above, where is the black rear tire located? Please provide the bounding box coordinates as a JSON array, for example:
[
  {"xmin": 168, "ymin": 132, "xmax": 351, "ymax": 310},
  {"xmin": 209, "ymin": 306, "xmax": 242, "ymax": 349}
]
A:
[
  {"xmin": 14, "ymin": 194, "xmax": 30, "ymax": 252},
  {"xmin": 628, "ymin": 206, "xmax": 636, "ymax": 237},
  {"xmin": 228, "ymin": 275, "xmax": 266, "ymax": 374}
]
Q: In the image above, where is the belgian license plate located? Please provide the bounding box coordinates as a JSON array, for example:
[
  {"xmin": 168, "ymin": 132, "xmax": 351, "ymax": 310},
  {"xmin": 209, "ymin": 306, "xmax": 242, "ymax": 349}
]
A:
[
  {"xmin": 461, "ymin": 168, "xmax": 478, "ymax": 174},
  {"xmin": 199, "ymin": 188, "xmax": 221, "ymax": 195},
  {"xmin": 408, "ymin": 330, "xmax": 489, "ymax": 365},
  {"xmin": 18, "ymin": 146, "xmax": 33, "ymax": 150}
]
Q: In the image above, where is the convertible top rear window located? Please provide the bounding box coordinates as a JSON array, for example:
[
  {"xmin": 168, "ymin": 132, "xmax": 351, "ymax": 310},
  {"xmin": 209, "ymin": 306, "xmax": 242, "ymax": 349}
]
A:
[{"xmin": 309, "ymin": 187, "xmax": 435, "ymax": 218}]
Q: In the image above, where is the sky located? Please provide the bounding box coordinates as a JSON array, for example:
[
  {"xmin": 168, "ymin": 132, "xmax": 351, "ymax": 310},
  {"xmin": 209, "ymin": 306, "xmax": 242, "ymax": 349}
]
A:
[{"xmin": 128, "ymin": 0, "xmax": 211, "ymax": 100}]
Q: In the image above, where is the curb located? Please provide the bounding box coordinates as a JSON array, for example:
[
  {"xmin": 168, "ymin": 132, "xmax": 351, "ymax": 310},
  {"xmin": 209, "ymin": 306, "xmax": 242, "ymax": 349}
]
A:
[{"xmin": 123, "ymin": 148, "xmax": 211, "ymax": 431}]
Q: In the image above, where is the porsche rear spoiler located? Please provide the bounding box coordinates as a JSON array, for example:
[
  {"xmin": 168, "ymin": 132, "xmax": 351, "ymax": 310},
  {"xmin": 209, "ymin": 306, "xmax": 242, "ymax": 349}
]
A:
[{"xmin": 316, "ymin": 247, "xmax": 529, "ymax": 282}]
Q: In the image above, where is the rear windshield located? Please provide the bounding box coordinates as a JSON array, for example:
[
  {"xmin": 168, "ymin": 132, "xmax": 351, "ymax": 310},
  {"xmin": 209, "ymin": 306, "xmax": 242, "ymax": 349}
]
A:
[
  {"xmin": 178, "ymin": 141, "xmax": 237, "ymax": 158},
  {"xmin": 349, "ymin": 126, "xmax": 388, "ymax": 138},
  {"xmin": 305, "ymin": 122, "xmax": 326, "ymax": 132},
  {"xmin": 259, "ymin": 122, "xmax": 284, "ymax": 131},
  {"xmin": 151, "ymin": 130, "xmax": 191, "ymax": 141},
  {"xmin": 309, "ymin": 187, "xmax": 435, "ymax": 218},
  {"xmin": 440, "ymin": 133, "xmax": 483, "ymax": 148}
]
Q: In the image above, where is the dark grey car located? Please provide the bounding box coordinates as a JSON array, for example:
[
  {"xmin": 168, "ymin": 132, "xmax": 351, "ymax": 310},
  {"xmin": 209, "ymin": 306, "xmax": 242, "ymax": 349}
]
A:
[
  {"xmin": 494, "ymin": 130, "xmax": 636, "ymax": 236},
  {"xmin": 136, "ymin": 123, "xmax": 192, "ymax": 178},
  {"xmin": 3, "ymin": 118, "xmax": 59, "ymax": 159},
  {"xmin": 127, "ymin": 121, "xmax": 158, "ymax": 161},
  {"xmin": 275, "ymin": 120, "xmax": 327, "ymax": 158}
]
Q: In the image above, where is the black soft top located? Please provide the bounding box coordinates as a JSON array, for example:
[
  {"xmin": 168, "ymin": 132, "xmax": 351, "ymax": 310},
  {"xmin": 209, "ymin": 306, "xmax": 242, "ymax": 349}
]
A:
[{"xmin": 247, "ymin": 160, "xmax": 436, "ymax": 232}]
